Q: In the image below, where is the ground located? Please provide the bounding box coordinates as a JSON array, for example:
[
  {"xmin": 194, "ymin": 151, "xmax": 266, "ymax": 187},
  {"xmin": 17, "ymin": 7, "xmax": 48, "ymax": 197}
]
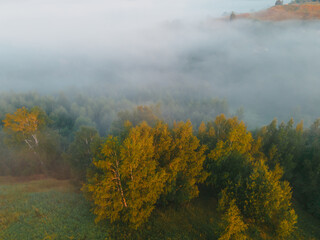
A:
[{"xmin": 0, "ymin": 176, "xmax": 319, "ymax": 240}]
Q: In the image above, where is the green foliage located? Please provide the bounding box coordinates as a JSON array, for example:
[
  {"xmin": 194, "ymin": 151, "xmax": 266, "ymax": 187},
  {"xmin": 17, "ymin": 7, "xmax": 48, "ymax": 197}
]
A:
[
  {"xmin": 110, "ymin": 105, "xmax": 162, "ymax": 137},
  {"xmin": 200, "ymin": 114, "xmax": 255, "ymax": 188},
  {"xmin": 64, "ymin": 126, "xmax": 101, "ymax": 181},
  {"xmin": 214, "ymin": 159, "xmax": 297, "ymax": 239},
  {"xmin": 200, "ymin": 114, "xmax": 297, "ymax": 238},
  {"xmin": 0, "ymin": 92, "xmax": 320, "ymax": 237},
  {"xmin": 0, "ymin": 178, "xmax": 108, "ymax": 240},
  {"xmin": 294, "ymin": 119, "xmax": 320, "ymax": 218},
  {"xmin": 257, "ymin": 118, "xmax": 304, "ymax": 180},
  {"xmin": 0, "ymin": 176, "xmax": 320, "ymax": 240}
]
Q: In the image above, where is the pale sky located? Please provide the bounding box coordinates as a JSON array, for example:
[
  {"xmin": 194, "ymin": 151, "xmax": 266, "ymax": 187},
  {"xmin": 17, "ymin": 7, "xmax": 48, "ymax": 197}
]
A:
[{"xmin": 0, "ymin": 0, "xmax": 279, "ymax": 50}]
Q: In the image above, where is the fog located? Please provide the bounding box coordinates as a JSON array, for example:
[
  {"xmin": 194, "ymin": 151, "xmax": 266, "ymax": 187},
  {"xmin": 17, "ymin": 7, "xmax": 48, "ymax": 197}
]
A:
[{"xmin": 1, "ymin": 0, "xmax": 320, "ymax": 127}]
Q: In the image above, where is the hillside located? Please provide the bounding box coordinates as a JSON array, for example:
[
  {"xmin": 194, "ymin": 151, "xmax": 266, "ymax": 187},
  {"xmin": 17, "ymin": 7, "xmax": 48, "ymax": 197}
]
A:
[{"xmin": 236, "ymin": 3, "xmax": 320, "ymax": 21}]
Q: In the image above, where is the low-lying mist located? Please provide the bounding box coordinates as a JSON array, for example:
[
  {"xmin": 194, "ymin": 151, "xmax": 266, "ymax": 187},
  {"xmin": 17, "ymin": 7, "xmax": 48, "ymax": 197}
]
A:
[{"xmin": 0, "ymin": 0, "xmax": 318, "ymax": 127}]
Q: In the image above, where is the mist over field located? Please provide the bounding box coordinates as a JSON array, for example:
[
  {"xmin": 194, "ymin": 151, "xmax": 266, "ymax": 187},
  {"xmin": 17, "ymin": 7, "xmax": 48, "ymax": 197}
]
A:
[{"xmin": 1, "ymin": 0, "xmax": 319, "ymax": 127}]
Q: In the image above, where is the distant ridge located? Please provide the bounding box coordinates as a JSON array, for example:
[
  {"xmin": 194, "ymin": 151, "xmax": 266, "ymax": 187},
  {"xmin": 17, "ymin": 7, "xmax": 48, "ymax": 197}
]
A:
[{"xmin": 235, "ymin": 3, "xmax": 320, "ymax": 21}]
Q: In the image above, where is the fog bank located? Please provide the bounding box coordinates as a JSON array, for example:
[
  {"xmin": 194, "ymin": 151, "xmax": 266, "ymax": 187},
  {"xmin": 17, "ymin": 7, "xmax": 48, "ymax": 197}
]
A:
[{"xmin": 1, "ymin": 0, "xmax": 318, "ymax": 127}]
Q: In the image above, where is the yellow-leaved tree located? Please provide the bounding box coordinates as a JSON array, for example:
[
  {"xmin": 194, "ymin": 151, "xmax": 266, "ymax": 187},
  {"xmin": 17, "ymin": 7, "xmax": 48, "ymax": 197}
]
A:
[
  {"xmin": 83, "ymin": 122, "xmax": 167, "ymax": 229},
  {"xmin": 3, "ymin": 107, "xmax": 46, "ymax": 169},
  {"xmin": 83, "ymin": 120, "xmax": 207, "ymax": 228}
]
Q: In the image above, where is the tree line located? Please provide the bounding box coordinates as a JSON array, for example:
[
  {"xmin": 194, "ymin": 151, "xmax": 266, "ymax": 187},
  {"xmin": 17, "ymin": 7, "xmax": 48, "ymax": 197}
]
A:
[{"xmin": 2, "ymin": 101, "xmax": 320, "ymax": 239}]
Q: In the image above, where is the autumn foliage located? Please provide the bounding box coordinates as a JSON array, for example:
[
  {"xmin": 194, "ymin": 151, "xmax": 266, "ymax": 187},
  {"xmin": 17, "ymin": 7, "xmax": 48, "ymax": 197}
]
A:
[
  {"xmin": 237, "ymin": 3, "xmax": 320, "ymax": 21},
  {"xmin": 0, "ymin": 106, "xmax": 311, "ymax": 238},
  {"xmin": 83, "ymin": 121, "xmax": 207, "ymax": 228},
  {"xmin": 3, "ymin": 107, "xmax": 45, "ymax": 149},
  {"xmin": 199, "ymin": 115, "xmax": 297, "ymax": 239}
]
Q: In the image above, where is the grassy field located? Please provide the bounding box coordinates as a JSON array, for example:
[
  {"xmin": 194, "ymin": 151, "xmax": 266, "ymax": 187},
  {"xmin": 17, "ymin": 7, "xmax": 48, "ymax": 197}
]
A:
[
  {"xmin": 0, "ymin": 176, "xmax": 319, "ymax": 240},
  {"xmin": 0, "ymin": 177, "xmax": 219, "ymax": 240}
]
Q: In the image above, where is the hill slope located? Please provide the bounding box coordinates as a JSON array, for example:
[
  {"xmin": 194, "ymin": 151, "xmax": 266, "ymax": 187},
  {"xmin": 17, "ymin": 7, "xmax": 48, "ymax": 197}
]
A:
[{"xmin": 237, "ymin": 3, "xmax": 320, "ymax": 21}]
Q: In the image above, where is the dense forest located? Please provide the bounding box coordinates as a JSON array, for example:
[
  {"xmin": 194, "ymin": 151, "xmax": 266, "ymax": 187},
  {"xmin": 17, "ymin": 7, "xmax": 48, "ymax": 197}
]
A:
[{"xmin": 0, "ymin": 92, "xmax": 319, "ymax": 239}]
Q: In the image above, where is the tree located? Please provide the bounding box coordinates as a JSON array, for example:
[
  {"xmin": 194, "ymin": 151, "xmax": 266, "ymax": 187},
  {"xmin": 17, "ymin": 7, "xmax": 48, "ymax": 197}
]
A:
[
  {"xmin": 64, "ymin": 126, "xmax": 101, "ymax": 181},
  {"xmin": 120, "ymin": 122, "xmax": 167, "ymax": 227},
  {"xmin": 110, "ymin": 105, "xmax": 161, "ymax": 137},
  {"xmin": 163, "ymin": 120, "xmax": 208, "ymax": 203},
  {"xmin": 3, "ymin": 107, "xmax": 45, "ymax": 151},
  {"xmin": 83, "ymin": 122, "xmax": 167, "ymax": 229},
  {"xmin": 244, "ymin": 161, "xmax": 297, "ymax": 238},
  {"xmin": 83, "ymin": 120, "xmax": 208, "ymax": 228},
  {"xmin": 200, "ymin": 115, "xmax": 297, "ymax": 238},
  {"xmin": 258, "ymin": 118, "xmax": 304, "ymax": 180},
  {"xmin": 201, "ymin": 114, "xmax": 255, "ymax": 188},
  {"xmin": 294, "ymin": 119, "xmax": 320, "ymax": 218},
  {"xmin": 218, "ymin": 196, "xmax": 248, "ymax": 240}
]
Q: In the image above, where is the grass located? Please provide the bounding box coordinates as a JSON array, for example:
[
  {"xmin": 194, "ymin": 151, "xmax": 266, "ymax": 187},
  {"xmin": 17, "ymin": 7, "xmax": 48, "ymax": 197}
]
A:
[
  {"xmin": 0, "ymin": 177, "xmax": 221, "ymax": 240},
  {"xmin": 0, "ymin": 177, "xmax": 107, "ymax": 240},
  {"xmin": 0, "ymin": 177, "xmax": 320, "ymax": 240},
  {"xmin": 293, "ymin": 200, "xmax": 320, "ymax": 240}
]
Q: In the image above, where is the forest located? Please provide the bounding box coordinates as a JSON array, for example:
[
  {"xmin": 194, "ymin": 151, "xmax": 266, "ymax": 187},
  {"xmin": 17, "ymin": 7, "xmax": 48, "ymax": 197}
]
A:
[
  {"xmin": 0, "ymin": 92, "xmax": 319, "ymax": 239},
  {"xmin": 2, "ymin": 0, "xmax": 320, "ymax": 239}
]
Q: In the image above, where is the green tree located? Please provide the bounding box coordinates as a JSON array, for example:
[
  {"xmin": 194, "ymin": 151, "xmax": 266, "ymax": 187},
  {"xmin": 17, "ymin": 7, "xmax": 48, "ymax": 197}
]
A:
[
  {"xmin": 64, "ymin": 126, "xmax": 101, "ymax": 181},
  {"xmin": 294, "ymin": 119, "xmax": 320, "ymax": 218},
  {"xmin": 200, "ymin": 115, "xmax": 297, "ymax": 238},
  {"xmin": 257, "ymin": 118, "xmax": 304, "ymax": 180},
  {"xmin": 110, "ymin": 105, "xmax": 161, "ymax": 137},
  {"xmin": 201, "ymin": 114, "xmax": 255, "ymax": 189}
]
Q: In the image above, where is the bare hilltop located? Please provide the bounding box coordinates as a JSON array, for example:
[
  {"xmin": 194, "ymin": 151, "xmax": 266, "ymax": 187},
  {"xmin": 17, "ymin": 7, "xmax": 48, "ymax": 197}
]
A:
[{"xmin": 235, "ymin": 3, "xmax": 320, "ymax": 21}]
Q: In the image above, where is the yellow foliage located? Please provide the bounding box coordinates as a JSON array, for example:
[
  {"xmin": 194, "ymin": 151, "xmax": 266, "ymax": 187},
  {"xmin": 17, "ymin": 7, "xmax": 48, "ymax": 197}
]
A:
[
  {"xmin": 3, "ymin": 107, "xmax": 41, "ymax": 136},
  {"xmin": 219, "ymin": 199, "xmax": 248, "ymax": 240},
  {"xmin": 84, "ymin": 121, "xmax": 207, "ymax": 228},
  {"xmin": 209, "ymin": 115, "xmax": 254, "ymax": 162}
]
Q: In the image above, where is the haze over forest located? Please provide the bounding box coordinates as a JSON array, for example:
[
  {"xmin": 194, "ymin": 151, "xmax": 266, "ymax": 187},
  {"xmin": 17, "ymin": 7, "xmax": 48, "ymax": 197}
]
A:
[
  {"xmin": 2, "ymin": 1, "xmax": 320, "ymax": 239},
  {"xmin": 1, "ymin": 0, "xmax": 319, "ymax": 127}
]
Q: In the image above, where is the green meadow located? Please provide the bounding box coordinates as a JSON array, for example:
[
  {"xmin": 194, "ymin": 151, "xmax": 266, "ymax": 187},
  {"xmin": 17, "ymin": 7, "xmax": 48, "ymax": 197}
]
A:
[{"xmin": 0, "ymin": 177, "xmax": 319, "ymax": 240}]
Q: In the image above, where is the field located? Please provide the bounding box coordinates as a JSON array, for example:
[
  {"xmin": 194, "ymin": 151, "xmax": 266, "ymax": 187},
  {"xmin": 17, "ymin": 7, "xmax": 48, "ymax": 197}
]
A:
[
  {"xmin": 0, "ymin": 177, "xmax": 219, "ymax": 240},
  {"xmin": 237, "ymin": 3, "xmax": 320, "ymax": 21},
  {"xmin": 0, "ymin": 176, "xmax": 319, "ymax": 240}
]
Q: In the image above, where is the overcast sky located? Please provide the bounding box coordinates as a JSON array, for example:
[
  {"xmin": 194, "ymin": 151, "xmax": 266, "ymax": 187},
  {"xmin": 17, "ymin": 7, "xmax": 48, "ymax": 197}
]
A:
[{"xmin": 0, "ymin": 0, "xmax": 279, "ymax": 50}]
